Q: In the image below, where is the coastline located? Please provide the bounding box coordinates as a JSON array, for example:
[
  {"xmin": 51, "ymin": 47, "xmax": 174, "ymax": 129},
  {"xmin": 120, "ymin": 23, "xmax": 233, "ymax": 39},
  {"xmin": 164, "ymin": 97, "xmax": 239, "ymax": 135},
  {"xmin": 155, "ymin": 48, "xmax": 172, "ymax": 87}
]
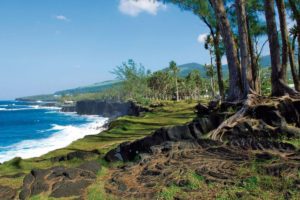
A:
[
  {"xmin": 0, "ymin": 101, "xmax": 109, "ymax": 163},
  {"xmin": 0, "ymin": 101, "xmax": 198, "ymax": 199}
]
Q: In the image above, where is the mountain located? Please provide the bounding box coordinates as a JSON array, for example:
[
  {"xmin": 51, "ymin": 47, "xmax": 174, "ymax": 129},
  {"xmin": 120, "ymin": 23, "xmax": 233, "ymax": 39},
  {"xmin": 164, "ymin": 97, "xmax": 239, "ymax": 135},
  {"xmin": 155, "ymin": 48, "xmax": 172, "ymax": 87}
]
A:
[
  {"xmin": 54, "ymin": 80, "xmax": 121, "ymax": 96},
  {"xmin": 17, "ymin": 80, "xmax": 120, "ymax": 101}
]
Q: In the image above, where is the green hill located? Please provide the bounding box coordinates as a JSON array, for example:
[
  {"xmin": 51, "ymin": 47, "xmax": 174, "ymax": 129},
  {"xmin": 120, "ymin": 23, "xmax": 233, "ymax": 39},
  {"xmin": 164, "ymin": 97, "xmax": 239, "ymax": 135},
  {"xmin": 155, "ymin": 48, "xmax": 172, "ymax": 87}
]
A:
[
  {"xmin": 17, "ymin": 80, "xmax": 120, "ymax": 101},
  {"xmin": 54, "ymin": 80, "xmax": 121, "ymax": 96}
]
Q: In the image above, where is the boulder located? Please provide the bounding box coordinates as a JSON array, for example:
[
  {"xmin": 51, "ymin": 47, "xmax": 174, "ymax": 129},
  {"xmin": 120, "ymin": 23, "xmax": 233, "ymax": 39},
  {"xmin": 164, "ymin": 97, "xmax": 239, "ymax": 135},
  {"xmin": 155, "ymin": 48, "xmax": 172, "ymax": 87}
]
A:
[
  {"xmin": 75, "ymin": 101, "xmax": 148, "ymax": 118},
  {"xmin": 50, "ymin": 149, "xmax": 100, "ymax": 162},
  {"xmin": 19, "ymin": 161, "xmax": 101, "ymax": 199}
]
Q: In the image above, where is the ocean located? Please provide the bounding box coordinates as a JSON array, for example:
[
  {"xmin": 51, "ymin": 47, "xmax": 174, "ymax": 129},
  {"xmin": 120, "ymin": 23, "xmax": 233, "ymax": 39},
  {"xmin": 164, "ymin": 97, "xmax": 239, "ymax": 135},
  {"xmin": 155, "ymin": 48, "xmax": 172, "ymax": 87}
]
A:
[{"xmin": 0, "ymin": 100, "xmax": 108, "ymax": 163}]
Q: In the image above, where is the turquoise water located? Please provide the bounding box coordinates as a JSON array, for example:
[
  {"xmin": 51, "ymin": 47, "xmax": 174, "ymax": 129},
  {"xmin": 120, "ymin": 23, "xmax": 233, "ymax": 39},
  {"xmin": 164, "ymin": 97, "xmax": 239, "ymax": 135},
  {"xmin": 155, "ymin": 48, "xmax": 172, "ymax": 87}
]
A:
[{"xmin": 0, "ymin": 100, "xmax": 107, "ymax": 163}]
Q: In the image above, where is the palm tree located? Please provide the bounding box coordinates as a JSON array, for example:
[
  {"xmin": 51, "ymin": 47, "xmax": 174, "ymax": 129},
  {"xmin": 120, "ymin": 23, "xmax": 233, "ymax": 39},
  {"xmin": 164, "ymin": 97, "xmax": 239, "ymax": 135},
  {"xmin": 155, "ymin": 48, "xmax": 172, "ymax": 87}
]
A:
[{"xmin": 169, "ymin": 61, "xmax": 180, "ymax": 101}]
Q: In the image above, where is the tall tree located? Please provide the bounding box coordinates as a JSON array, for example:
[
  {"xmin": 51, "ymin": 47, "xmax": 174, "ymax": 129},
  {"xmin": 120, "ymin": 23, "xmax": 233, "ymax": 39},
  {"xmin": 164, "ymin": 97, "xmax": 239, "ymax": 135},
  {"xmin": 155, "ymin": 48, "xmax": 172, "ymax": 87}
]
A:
[
  {"xmin": 276, "ymin": 0, "xmax": 289, "ymax": 82},
  {"xmin": 245, "ymin": 0, "xmax": 266, "ymax": 93},
  {"xmin": 169, "ymin": 61, "xmax": 180, "ymax": 101},
  {"xmin": 161, "ymin": 0, "xmax": 225, "ymax": 100},
  {"xmin": 209, "ymin": 0, "xmax": 243, "ymax": 101},
  {"xmin": 288, "ymin": 0, "xmax": 300, "ymax": 77},
  {"xmin": 264, "ymin": 0, "xmax": 296, "ymax": 96},
  {"xmin": 274, "ymin": 0, "xmax": 300, "ymax": 91},
  {"xmin": 236, "ymin": 0, "xmax": 254, "ymax": 96}
]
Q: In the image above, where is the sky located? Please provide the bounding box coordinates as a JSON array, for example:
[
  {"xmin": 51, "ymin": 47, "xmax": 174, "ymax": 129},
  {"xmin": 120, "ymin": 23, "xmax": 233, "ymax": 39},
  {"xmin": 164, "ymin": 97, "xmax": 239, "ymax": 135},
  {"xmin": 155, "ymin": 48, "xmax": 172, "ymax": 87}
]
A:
[
  {"xmin": 0, "ymin": 0, "xmax": 217, "ymax": 99},
  {"xmin": 0, "ymin": 0, "xmax": 270, "ymax": 100}
]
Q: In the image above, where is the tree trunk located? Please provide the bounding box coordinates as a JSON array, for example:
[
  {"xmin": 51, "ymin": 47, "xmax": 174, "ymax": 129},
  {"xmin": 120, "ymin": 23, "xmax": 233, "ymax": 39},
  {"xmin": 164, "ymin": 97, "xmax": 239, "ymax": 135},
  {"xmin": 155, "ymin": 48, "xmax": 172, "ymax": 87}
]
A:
[
  {"xmin": 214, "ymin": 30, "xmax": 225, "ymax": 100},
  {"xmin": 210, "ymin": 50, "xmax": 216, "ymax": 98},
  {"xmin": 289, "ymin": 43, "xmax": 300, "ymax": 91},
  {"xmin": 210, "ymin": 0, "xmax": 243, "ymax": 101},
  {"xmin": 236, "ymin": 0, "xmax": 253, "ymax": 97},
  {"xmin": 264, "ymin": 0, "xmax": 297, "ymax": 96},
  {"xmin": 276, "ymin": 0, "xmax": 289, "ymax": 83},
  {"xmin": 246, "ymin": 15, "xmax": 260, "ymax": 93},
  {"xmin": 288, "ymin": 0, "xmax": 300, "ymax": 78},
  {"xmin": 175, "ymin": 77, "xmax": 179, "ymax": 101},
  {"xmin": 298, "ymin": 34, "xmax": 300, "ymax": 77}
]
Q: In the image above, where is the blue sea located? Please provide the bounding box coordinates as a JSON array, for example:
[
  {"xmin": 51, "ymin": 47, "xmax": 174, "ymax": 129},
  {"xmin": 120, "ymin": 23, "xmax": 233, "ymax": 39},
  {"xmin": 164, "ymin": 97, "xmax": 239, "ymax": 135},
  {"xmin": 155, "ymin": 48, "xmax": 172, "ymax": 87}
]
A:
[{"xmin": 0, "ymin": 100, "xmax": 108, "ymax": 163}]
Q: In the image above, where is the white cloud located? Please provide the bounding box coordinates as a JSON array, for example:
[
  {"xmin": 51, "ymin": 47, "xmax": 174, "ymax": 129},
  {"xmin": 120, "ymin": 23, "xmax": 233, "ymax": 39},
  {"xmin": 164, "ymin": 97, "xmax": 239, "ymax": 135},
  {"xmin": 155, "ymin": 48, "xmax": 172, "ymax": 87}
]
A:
[
  {"xmin": 119, "ymin": 0, "xmax": 166, "ymax": 17},
  {"xmin": 197, "ymin": 33, "xmax": 208, "ymax": 44},
  {"xmin": 55, "ymin": 15, "xmax": 70, "ymax": 22}
]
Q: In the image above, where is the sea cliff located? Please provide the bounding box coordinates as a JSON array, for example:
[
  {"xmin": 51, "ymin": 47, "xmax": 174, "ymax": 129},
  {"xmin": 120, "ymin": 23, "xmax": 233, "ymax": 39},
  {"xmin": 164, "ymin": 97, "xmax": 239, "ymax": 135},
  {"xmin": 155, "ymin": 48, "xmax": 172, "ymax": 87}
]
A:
[{"xmin": 62, "ymin": 100, "xmax": 148, "ymax": 118}]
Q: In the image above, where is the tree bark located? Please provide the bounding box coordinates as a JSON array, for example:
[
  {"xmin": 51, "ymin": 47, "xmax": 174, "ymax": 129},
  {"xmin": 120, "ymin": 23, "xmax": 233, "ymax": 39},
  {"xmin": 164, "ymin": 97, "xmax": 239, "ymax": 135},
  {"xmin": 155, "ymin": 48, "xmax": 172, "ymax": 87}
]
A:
[
  {"xmin": 264, "ymin": 0, "xmax": 297, "ymax": 96},
  {"xmin": 210, "ymin": 0, "xmax": 243, "ymax": 101},
  {"xmin": 236, "ymin": 0, "xmax": 253, "ymax": 97},
  {"xmin": 201, "ymin": 16, "xmax": 225, "ymax": 101},
  {"xmin": 246, "ymin": 16, "xmax": 260, "ymax": 94},
  {"xmin": 175, "ymin": 77, "xmax": 179, "ymax": 101},
  {"xmin": 276, "ymin": 0, "xmax": 289, "ymax": 83},
  {"xmin": 289, "ymin": 43, "xmax": 300, "ymax": 91},
  {"xmin": 288, "ymin": 0, "xmax": 300, "ymax": 78},
  {"xmin": 298, "ymin": 34, "xmax": 300, "ymax": 77},
  {"xmin": 214, "ymin": 30, "xmax": 225, "ymax": 100}
]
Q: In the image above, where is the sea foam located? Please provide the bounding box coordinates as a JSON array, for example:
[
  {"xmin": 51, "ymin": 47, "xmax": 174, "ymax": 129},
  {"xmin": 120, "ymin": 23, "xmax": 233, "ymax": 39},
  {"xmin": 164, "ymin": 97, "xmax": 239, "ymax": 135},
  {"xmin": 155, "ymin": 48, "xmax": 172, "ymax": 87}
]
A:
[{"xmin": 0, "ymin": 115, "xmax": 108, "ymax": 163}]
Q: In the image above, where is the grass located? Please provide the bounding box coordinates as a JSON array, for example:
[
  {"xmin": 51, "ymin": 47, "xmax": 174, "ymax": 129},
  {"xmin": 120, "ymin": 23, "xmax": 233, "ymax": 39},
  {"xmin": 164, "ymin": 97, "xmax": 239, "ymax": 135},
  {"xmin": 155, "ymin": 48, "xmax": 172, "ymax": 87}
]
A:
[
  {"xmin": 216, "ymin": 159, "xmax": 300, "ymax": 200},
  {"xmin": 157, "ymin": 185, "xmax": 182, "ymax": 200},
  {"xmin": 0, "ymin": 100, "xmax": 198, "ymax": 190}
]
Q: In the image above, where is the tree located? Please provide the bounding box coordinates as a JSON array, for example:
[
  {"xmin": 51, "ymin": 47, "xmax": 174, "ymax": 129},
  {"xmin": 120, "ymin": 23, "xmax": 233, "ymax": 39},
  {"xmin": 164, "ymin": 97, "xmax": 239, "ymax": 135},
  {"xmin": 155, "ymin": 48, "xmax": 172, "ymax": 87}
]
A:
[
  {"xmin": 185, "ymin": 70, "xmax": 202, "ymax": 99},
  {"xmin": 279, "ymin": 1, "xmax": 300, "ymax": 91},
  {"xmin": 161, "ymin": 0, "xmax": 225, "ymax": 100},
  {"xmin": 275, "ymin": 0, "xmax": 289, "ymax": 83},
  {"xmin": 205, "ymin": 35, "xmax": 216, "ymax": 98},
  {"xmin": 112, "ymin": 59, "xmax": 150, "ymax": 100},
  {"xmin": 245, "ymin": 0, "xmax": 266, "ymax": 93},
  {"xmin": 264, "ymin": 0, "xmax": 296, "ymax": 96},
  {"xmin": 236, "ymin": 0, "xmax": 254, "ymax": 96},
  {"xmin": 169, "ymin": 61, "xmax": 180, "ymax": 101},
  {"xmin": 148, "ymin": 71, "xmax": 172, "ymax": 100},
  {"xmin": 287, "ymin": 0, "xmax": 300, "ymax": 78},
  {"xmin": 205, "ymin": 64, "xmax": 216, "ymax": 97},
  {"xmin": 209, "ymin": 0, "xmax": 244, "ymax": 101}
]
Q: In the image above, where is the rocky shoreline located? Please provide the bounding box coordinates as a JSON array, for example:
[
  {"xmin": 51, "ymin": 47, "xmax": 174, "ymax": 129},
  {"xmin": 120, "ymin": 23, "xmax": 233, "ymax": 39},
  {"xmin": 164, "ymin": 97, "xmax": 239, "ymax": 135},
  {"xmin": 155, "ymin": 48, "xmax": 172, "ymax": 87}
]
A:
[{"xmin": 61, "ymin": 100, "xmax": 149, "ymax": 118}]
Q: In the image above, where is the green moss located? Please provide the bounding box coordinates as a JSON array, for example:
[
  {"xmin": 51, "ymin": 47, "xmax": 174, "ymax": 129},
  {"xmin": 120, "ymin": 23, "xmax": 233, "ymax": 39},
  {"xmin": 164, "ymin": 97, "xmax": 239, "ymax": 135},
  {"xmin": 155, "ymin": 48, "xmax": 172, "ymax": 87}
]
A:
[
  {"xmin": 157, "ymin": 185, "xmax": 182, "ymax": 200},
  {"xmin": 185, "ymin": 171, "xmax": 205, "ymax": 190}
]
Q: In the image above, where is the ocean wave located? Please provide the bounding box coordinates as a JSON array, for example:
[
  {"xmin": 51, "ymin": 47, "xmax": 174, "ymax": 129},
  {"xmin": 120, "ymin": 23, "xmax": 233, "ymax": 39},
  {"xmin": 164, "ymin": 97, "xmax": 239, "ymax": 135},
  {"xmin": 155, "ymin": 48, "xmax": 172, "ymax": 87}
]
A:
[
  {"xmin": 0, "ymin": 105, "xmax": 61, "ymax": 112},
  {"xmin": 0, "ymin": 116, "xmax": 108, "ymax": 163}
]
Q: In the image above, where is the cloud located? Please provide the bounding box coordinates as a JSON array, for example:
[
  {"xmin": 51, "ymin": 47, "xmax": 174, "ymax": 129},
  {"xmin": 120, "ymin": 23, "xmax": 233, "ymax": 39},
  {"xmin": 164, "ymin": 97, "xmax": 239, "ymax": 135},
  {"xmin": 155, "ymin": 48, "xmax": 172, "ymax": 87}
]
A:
[
  {"xmin": 55, "ymin": 15, "xmax": 70, "ymax": 22},
  {"xmin": 197, "ymin": 33, "xmax": 208, "ymax": 44},
  {"xmin": 119, "ymin": 0, "xmax": 166, "ymax": 17}
]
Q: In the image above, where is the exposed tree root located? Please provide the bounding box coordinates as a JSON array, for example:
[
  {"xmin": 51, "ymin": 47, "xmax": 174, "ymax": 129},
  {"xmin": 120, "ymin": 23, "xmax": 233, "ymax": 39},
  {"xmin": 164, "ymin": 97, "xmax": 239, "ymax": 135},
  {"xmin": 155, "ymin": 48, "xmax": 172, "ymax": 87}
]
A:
[{"xmin": 208, "ymin": 94, "xmax": 300, "ymax": 141}]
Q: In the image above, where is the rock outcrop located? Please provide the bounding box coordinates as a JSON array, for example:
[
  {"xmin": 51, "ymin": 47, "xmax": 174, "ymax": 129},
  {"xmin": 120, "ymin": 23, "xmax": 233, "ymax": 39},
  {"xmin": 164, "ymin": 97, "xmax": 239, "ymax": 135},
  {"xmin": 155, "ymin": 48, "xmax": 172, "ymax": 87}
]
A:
[
  {"xmin": 50, "ymin": 149, "xmax": 100, "ymax": 162},
  {"xmin": 60, "ymin": 106, "xmax": 76, "ymax": 112},
  {"xmin": 0, "ymin": 186, "xmax": 17, "ymax": 200},
  {"xmin": 63, "ymin": 100, "xmax": 148, "ymax": 118},
  {"xmin": 19, "ymin": 161, "xmax": 101, "ymax": 200},
  {"xmin": 105, "ymin": 114, "xmax": 225, "ymax": 162}
]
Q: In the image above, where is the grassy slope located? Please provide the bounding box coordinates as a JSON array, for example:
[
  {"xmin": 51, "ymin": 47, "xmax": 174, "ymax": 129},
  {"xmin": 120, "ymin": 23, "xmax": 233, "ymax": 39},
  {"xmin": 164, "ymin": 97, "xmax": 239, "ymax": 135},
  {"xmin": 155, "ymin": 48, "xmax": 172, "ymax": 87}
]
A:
[{"xmin": 0, "ymin": 101, "xmax": 198, "ymax": 192}]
